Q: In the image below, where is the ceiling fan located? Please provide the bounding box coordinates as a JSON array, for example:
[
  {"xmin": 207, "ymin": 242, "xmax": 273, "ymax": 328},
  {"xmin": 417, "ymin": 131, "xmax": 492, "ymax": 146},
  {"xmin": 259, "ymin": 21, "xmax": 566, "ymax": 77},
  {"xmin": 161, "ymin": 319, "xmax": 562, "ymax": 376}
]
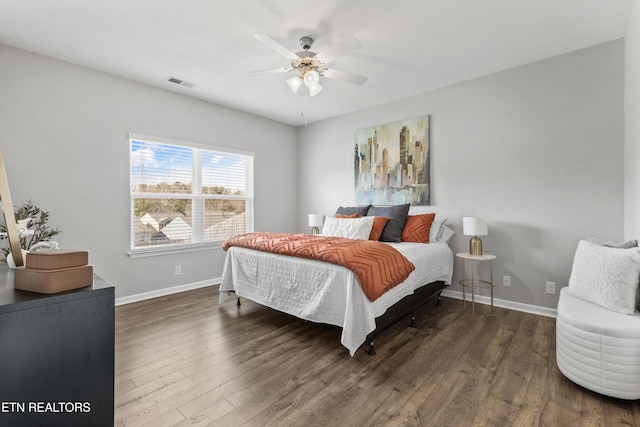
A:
[{"xmin": 249, "ymin": 34, "xmax": 368, "ymax": 97}]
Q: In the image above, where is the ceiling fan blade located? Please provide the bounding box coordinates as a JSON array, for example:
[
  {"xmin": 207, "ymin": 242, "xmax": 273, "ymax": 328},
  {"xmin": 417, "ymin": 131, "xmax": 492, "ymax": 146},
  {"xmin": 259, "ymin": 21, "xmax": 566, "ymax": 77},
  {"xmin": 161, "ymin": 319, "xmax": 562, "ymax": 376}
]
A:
[
  {"xmin": 323, "ymin": 68, "xmax": 368, "ymax": 86},
  {"xmin": 315, "ymin": 36, "xmax": 362, "ymax": 64},
  {"xmin": 253, "ymin": 34, "xmax": 298, "ymax": 60},
  {"xmin": 245, "ymin": 67, "xmax": 291, "ymax": 76}
]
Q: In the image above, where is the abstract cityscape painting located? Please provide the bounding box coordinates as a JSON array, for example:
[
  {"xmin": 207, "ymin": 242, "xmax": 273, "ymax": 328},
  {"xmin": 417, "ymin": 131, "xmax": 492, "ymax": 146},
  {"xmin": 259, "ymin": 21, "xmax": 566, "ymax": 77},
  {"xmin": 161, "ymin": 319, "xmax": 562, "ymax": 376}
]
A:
[{"xmin": 354, "ymin": 115, "xmax": 430, "ymax": 205}]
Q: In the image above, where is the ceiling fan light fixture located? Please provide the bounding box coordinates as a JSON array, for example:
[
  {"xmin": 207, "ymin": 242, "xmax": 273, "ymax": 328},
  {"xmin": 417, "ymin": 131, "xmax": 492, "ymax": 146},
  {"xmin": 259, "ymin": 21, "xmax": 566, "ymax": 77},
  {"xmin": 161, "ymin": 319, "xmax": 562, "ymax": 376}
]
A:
[
  {"xmin": 287, "ymin": 76, "xmax": 303, "ymax": 94},
  {"xmin": 303, "ymin": 70, "xmax": 320, "ymax": 87},
  {"xmin": 308, "ymin": 83, "xmax": 323, "ymax": 97},
  {"xmin": 251, "ymin": 33, "xmax": 367, "ymax": 107}
]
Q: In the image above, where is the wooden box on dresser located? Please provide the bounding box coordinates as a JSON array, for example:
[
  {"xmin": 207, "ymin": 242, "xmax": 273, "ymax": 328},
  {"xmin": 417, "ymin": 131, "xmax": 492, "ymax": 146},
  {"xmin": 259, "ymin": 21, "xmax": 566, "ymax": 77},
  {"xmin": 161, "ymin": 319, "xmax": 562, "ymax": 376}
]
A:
[{"xmin": 0, "ymin": 267, "xmax": 114, "ymax": 427}]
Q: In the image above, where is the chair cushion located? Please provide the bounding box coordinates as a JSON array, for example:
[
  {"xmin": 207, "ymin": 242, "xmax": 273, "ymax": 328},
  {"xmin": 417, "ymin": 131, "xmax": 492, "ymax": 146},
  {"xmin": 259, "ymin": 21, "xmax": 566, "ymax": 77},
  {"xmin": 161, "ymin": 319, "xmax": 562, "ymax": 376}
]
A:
[
  {"xmin": 556, "ymin": 287, "xmax": 640, "ymax": 399},
  {"xmin": 558, "ymin": 287, "xmax": 640, "ymax": 338}
]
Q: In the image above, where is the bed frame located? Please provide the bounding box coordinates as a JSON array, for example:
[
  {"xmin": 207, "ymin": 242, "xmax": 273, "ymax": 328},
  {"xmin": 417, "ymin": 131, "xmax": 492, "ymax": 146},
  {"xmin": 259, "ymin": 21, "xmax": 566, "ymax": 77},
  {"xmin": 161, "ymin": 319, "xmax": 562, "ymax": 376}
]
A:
[
  {"xmin": 365, "ymin": 280, "xmax": 446, "ymax": 355},
  {"xmin": 234, "ymin": 280, "xmax": 447, "ymax": 356}
]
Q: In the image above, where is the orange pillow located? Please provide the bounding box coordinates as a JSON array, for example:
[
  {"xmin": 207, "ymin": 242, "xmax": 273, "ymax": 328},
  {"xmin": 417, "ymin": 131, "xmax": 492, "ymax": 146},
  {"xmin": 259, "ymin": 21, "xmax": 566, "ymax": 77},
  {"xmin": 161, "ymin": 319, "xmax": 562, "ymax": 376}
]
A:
[
  {"xmin": 402, "ymin": 213, "xmax": 436, "ymax": 243},
  {"xmin": 335, "ymin": 213, "xmax": 359, "ymax": 218},
  {"xmin": 369, "ymin": 216, "xmax": 390, "ymax": 241}
]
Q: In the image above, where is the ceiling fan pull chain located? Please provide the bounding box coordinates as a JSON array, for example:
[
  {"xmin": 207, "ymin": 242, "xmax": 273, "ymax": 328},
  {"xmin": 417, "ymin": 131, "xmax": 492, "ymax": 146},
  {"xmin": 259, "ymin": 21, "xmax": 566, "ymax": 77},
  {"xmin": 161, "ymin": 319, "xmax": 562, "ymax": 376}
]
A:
[{"xmin": 302, "ymin": 87, "xmax": 309, "ymax": 126}]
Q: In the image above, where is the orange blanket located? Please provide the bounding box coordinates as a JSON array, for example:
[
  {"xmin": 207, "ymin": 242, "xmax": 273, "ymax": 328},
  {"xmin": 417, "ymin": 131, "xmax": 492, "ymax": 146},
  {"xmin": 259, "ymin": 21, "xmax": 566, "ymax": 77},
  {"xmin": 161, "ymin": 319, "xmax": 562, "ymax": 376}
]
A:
[{"xmin": 222, "ymin": 232, "xmax": 415, "ymax": 301}]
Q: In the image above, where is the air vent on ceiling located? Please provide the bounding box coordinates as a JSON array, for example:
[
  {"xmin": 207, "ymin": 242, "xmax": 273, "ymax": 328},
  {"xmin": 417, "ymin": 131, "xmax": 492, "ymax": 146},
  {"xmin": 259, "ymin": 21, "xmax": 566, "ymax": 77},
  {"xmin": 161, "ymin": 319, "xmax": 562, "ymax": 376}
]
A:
[{"xmin": 166, "ymin": 76, "xmax": 194, "ymax": 88}]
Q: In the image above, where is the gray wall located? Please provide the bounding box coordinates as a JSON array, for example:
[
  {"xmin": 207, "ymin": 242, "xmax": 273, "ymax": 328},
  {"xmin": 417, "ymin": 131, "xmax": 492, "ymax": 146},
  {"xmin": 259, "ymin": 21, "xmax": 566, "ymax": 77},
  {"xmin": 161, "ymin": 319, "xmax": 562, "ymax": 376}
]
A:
[
  {"xmin": 0, "ymin": 38, "xmax": 628, "ymax": 310},
  {"xmin": 0, "ymin": 44, "xmax": 298, "ymax": 299},
  {"xmin": 297, "ymin": 40, "xmax": 625, "ymax": 309},
  {"xmin": 626, "ymin": 1, "xmax": 640, "ymax": 241}
]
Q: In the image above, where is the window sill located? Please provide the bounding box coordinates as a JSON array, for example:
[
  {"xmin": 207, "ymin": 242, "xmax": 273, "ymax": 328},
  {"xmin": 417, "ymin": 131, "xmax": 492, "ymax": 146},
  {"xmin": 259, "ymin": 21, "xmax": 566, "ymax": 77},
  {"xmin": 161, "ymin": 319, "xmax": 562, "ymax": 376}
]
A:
[{"xmin": 127, "ymin": 242, "xmax": 223, "ymax": 259}]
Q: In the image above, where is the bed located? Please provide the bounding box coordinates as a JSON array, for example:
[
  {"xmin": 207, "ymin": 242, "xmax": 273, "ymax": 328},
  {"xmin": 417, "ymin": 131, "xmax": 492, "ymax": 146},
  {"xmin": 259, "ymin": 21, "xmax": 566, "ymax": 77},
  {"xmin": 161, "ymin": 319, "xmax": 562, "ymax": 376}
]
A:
[{"xmin": 219, "ymin": 205, "xmax": 454, "ymax": 356}]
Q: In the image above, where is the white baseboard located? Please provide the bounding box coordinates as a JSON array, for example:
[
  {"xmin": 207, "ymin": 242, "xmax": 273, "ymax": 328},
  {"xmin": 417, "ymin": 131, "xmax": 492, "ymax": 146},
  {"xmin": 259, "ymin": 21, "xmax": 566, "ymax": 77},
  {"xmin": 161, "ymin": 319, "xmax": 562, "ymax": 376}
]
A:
[
  {"xmin": 441, "ymin": 289, "xmax": 557, "ymax": 318},
  {"xmin": 115, "ymin": 278, "xmax": 221, "ymax": 306},
  {"xmin": 115, "ymin": 279, "xmax": 557, "ymax": 318}
]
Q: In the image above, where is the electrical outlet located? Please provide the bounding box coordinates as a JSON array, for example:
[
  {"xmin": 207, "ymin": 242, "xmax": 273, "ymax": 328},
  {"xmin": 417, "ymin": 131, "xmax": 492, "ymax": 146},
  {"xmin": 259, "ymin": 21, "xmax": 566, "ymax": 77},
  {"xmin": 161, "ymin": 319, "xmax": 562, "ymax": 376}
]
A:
[
  {"xmin": 503, "ymin": 275, "xmax": 511, "ymax": 287},
  {"xmin": 545, "ymin": 281, "xmax": 556, "ymax": 294},
  {"xmin": 175, "ymin": 265, "xmax": 182, "ymax": 275}
]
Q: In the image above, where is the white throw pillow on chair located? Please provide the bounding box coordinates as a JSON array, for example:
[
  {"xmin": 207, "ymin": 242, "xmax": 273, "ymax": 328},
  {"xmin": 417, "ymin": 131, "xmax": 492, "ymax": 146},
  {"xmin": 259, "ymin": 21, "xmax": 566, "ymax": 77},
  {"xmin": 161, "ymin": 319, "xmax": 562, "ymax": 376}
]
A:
[{"xmin": 567, "ymin": 240, "xmax": 640, "ymax": 315}]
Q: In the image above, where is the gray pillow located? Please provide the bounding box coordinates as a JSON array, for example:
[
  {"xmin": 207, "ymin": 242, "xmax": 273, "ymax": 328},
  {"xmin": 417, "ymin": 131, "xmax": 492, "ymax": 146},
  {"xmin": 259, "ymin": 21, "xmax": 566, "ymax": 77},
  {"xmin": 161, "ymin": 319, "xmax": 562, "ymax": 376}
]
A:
[
  {"xmin": 335, "ymin": 205, "xmax": 371, "ymax": 217},
  {"xmin": 367, "ymin": 203, "xmax": 410, "ymax": 242},
  {"xmin": 587, "ymin": 236, "xmax": 638, "ymax": 249}
]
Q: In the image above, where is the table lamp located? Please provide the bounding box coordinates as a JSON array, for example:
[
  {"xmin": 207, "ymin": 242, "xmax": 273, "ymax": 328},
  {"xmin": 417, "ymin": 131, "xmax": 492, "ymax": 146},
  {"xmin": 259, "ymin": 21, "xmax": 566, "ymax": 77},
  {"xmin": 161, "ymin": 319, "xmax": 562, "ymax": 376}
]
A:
[
  {"xmin": 308, "ymin": 214, "xmax": 323, "ymax": 235},
  {"xmin": 463, "ymin": 217, "xmax": 488, "ymax": 255}
]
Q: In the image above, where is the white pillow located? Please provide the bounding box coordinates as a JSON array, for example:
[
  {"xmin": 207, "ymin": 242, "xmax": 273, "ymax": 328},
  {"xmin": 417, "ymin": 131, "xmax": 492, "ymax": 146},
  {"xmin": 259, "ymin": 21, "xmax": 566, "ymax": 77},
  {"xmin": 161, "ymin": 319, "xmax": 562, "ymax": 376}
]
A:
[
  {"xmin": 322, "ymin": 216, "xmax": 375, "ymax": 240},
  {"xmin": 429, "ymin": 218, "xmax": 447, "ymax": 242},
  {"xmin": 435, "ymin": 225, "xmax": 454, "ymax": 243},
  {"xmin": 567, "ymin": 240, "xmax": 640, "ymax": 315}
]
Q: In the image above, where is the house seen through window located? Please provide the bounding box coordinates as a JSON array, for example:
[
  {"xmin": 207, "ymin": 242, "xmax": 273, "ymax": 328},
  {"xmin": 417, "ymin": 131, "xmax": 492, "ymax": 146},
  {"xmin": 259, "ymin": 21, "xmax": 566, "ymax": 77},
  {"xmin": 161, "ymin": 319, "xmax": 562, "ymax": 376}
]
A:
[{"xmin": 130, "ymin": 134, "xmax": 254, "ymax": 251}]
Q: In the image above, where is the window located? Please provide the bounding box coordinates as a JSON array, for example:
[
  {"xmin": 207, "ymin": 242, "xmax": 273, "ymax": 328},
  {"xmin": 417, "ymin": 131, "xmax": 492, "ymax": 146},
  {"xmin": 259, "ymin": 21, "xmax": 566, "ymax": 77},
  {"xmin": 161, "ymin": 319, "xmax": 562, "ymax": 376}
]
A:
[{"xmin": 129, "ymin": 134, "xmax": 253, "ymax": 255}]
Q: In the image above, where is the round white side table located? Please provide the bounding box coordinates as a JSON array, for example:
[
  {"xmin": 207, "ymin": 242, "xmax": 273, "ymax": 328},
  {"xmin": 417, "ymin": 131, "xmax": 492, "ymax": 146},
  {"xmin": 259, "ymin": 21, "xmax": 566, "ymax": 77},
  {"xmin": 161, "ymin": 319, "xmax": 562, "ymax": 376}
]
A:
[{"xmin": 456, "ymin": 252, "xmax": 496, "ymax": 315}]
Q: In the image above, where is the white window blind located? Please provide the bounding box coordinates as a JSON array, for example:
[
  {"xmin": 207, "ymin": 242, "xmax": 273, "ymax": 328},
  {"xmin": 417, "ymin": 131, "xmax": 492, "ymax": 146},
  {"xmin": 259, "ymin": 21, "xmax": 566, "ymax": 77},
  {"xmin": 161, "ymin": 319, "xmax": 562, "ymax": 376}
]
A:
[{"xmin": 130, "ymin": 135, "xmax": 253, "ymax": 253}]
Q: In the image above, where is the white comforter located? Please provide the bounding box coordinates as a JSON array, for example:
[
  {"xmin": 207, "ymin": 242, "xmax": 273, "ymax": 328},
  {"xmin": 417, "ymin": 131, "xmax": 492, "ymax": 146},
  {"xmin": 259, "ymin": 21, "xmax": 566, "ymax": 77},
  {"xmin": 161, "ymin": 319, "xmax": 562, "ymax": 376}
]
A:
[{"xmin": 219, "ymin": 241, "xmax": 453, "ymax": 356}]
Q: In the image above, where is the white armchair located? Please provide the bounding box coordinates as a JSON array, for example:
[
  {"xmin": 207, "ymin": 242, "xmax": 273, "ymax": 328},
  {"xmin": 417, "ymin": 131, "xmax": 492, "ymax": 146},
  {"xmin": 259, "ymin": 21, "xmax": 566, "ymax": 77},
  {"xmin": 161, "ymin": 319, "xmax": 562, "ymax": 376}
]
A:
[{"xmin": 556, "ymin": 239, "xmax": 640, "ymax": 400}]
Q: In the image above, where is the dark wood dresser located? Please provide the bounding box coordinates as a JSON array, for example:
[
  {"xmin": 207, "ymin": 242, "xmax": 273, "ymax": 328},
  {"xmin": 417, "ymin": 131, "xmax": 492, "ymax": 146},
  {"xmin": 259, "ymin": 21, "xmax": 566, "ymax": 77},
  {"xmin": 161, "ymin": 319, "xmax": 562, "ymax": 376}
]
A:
[{"xmin": 0, "ymin": 268, "xmax": 114, "ymax": 426}]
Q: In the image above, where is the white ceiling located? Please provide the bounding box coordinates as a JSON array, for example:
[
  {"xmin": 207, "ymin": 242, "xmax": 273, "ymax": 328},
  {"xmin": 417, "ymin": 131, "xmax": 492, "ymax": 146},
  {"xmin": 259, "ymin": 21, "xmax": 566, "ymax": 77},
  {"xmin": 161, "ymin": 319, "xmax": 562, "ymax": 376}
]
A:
[{"xmin": 0, "ymin": 0, "xmax": 634, "ymax": 126}]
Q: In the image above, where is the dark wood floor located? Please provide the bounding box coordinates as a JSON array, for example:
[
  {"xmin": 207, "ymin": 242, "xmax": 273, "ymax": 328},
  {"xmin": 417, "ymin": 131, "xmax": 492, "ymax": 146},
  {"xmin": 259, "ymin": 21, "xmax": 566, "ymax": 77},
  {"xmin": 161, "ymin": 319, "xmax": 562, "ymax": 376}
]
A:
[{"xmin": 114, "ymin": 285, "xmax": 640, "ymax": 426}]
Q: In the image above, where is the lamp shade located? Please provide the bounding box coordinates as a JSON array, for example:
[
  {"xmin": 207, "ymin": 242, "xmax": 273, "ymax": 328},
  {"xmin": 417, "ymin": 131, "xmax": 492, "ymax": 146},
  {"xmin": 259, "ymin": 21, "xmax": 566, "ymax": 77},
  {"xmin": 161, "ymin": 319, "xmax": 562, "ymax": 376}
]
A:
[
  {"xmin": 307, "ymin": 83, "xmax": 323, "ymax": 96},
  {"xmin": 307, "ymin": 85, "xmax": 322, "ymax": 96},
  {"xmin": 463, "ymin": 217, "xmax": 488, "ymax": 236},
  {"xmin": 308, "ymin": 214, "xmax": 324, "ymax": 227},
  {"xmin": 287, "ymin": 76, "xmax": 302, "ymax": 94},
  {"xmin": 303, "ymin": 70, "xmax": 320, "ymax": 86}
]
